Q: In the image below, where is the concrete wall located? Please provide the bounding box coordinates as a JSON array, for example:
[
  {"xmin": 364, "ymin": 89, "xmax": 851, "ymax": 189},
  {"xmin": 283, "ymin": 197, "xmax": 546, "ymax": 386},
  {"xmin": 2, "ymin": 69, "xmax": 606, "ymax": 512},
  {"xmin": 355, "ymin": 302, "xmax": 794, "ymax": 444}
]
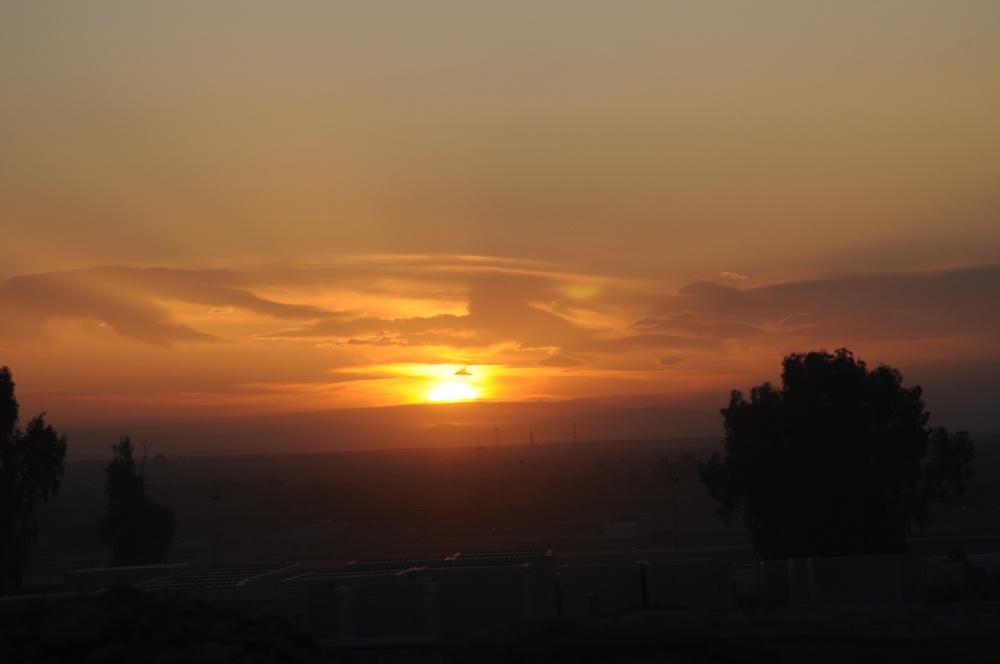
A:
[
  {"xmin": 287, "ymin": 564, "xmax": 538, "ymax": 643},
  {"xmin": 141, "ymin": 585, "xmax": 310, "ymax": 629},
  {"xmin": 732, "ymin": 564, "xmax": 760, "ymax": 608},
  {"xmin": 284, "ymin": 569, "xmax": 423, "ymax": 640},
  {"xmin": 759, "ymin": 559, "xmax": 791, "ymax": 608},
  {"xmin": 560, "ymin": 563, "xmax": 643, "ymax": 617},
  {"xmin": 644, "ymin": 559, "xmax": 733, "ymax": 609},
  {"xmin": 926, "ymin": 557, "xmax": 968, "ymax": 600},
  {"xmin": 762, "ymin": 555, "xmax": 927, "ymax": 607},
  {"xmin": 450, "ymin": 551, "xmax": 555, "ymax": 620},
  {"xmin": 400, "ymin": 565, "xmax": 532, "ymax": 643},
  {"xmin": 336, "ymin": 582, "xmax": 439, "ymax": 640}
]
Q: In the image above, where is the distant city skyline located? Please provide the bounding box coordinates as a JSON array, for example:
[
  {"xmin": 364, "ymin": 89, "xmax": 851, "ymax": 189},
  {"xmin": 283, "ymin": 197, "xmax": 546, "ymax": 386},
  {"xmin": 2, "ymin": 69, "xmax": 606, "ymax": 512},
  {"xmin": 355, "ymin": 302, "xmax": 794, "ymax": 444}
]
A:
[{"xmin": 2, "ymin": 3, "xmax": 998, "ymax": 455}]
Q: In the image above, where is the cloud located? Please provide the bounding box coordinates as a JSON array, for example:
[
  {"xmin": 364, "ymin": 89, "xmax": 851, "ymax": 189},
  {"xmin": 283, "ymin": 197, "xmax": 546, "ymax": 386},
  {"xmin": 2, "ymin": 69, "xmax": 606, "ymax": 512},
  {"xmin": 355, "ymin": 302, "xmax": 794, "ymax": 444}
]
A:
[
  {"xmin": 633, "ymin": 314, "xmax": 764, "ymax": 340},
  {"xmin": 257, "ymin": 263, "xmax": 603, "ymax": 354},
  {"xmin": 0, "ymin": 270, "xmax": 222, "ymax": 346},
  {"xmin": 4, "ymin": 258, "xmax": 998, "ymax": 385},
  {"xmin": 464, "ymin": 285, "xmax": 589, "ymax": 350},
  {"xmin": 664, "ymin": 264, "xmax": 1000, "ymax": 345},
  {"xmin": 539, "ymin": 355, "xmax": 584, "ymax": 368},
  {"xmin": 275, "ymin": 313, "xmax": 469, "ymax": 344},
  {"xmin": 2, "ymin": 256, "xmax": 997, "ymax": 443},
  {"xmin": 0, "ymin": 258, "xmax": 613, "ymax": 367},
  {"xmin": 346, "ymin": 337, "xmax": 397, "ymax": 346}
]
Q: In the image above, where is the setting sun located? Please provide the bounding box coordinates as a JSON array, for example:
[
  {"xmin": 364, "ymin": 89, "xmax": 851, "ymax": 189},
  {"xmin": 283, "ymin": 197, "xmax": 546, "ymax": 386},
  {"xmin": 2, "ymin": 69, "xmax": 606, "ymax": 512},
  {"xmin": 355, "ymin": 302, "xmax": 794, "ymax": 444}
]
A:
[{"xmin": 428, "ymin": 381, "xmax": 477, "ymax": 402}]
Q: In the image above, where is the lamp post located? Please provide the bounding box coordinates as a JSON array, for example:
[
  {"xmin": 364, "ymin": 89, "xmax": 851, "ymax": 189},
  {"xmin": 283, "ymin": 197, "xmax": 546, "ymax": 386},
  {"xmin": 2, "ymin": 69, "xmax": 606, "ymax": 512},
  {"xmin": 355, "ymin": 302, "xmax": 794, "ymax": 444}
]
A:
[
  {"xmin": 670, "ymin": 477, "xmax": 679, "ymax": 560},
  {"xmin": 211, "ymin": 493, "xmax": 220, "ymax": 567}
]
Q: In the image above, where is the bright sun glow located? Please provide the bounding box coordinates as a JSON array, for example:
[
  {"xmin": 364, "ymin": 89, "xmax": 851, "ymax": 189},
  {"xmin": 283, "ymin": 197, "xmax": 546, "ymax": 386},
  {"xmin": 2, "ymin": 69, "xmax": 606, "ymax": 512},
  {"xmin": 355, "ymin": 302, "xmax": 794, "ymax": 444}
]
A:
[{"xmin": 428, "ymin": 381, "xmax": 477, "ymax": 402}]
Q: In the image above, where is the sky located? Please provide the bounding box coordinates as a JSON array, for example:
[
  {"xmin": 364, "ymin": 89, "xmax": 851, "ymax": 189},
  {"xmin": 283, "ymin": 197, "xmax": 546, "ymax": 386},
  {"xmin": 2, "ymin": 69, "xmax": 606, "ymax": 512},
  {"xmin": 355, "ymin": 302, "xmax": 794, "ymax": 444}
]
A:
[{"xmin": 2, "ymin": 2, "xmax": 999, "ymax": 457}]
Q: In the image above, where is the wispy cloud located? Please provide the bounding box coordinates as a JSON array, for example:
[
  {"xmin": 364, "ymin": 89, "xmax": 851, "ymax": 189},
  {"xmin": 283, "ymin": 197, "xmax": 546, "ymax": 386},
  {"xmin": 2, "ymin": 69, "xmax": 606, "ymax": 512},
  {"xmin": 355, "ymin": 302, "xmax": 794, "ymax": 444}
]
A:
[
  {"xmin": 539, "ymin": 355, "xmax": 584, "ymax": 368},
  {"xmin": 3, "ymin": 258, "xmax": 998, "ymax": 422},
  {"xmin": 5, "ymin": 259, "xmax": 999, "ymax": 354},
  {"xmin": 656, "ymin": 265, "xmax": 1000, "ymax": 346}
]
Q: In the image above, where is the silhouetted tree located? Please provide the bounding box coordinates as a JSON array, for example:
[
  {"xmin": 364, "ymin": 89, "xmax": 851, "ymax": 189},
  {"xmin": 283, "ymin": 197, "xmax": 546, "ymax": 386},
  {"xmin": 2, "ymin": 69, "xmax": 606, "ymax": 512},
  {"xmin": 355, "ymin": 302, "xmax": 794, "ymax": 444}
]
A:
[
  {"xmin": 699, "ymin": 348, "xmax": 974, "ymax": 559},
  {"xmin": 98, "ymin": 436, "xmax": 175, "ymax": 566},
  {"xmin": 0, "ymin": 366, "xmax": 67, "ymax": 591}
]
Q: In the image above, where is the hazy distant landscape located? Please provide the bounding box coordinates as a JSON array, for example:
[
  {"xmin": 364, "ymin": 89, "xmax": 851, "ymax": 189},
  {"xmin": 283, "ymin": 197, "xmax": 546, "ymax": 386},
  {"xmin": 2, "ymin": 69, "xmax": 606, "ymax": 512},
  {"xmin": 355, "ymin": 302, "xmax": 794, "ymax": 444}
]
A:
[
  {"xmin": 62, "ymin": 401, "xmax": 726, "ymax": 459},
  {"xmin": 24, "ymin": 434, "xmax": 1000, "ymax": 586}
]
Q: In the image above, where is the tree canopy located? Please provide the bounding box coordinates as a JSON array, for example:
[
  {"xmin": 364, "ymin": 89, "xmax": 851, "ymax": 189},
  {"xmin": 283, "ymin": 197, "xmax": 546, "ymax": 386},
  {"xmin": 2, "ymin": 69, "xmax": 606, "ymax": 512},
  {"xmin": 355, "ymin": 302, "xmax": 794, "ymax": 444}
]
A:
[
  {"xmin": 98, "ymin": 436, "xmax": 175, "ymax": 566},
  {"xmin": 698, "ymin": 348, "xmax": 975, "ymax": 559},
  {"xmin": 0, "ymin": 366, "xmax": 67, "ymax": 591}
]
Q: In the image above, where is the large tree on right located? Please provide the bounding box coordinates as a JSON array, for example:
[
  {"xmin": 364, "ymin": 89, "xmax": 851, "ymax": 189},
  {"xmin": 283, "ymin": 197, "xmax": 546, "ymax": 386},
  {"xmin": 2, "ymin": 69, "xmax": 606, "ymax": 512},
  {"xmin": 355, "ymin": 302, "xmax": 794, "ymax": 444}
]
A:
[{"xmin": 699, "ymin": 348, "xmax": 975, "ymax": 559}]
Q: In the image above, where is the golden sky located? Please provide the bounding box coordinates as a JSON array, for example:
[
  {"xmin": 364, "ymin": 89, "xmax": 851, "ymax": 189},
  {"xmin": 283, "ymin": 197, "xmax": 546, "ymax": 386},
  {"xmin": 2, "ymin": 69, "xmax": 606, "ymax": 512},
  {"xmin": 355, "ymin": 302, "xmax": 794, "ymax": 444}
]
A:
[{"xmin": 2, "ymin": 3, "xmax": 998, "ymax": 455}]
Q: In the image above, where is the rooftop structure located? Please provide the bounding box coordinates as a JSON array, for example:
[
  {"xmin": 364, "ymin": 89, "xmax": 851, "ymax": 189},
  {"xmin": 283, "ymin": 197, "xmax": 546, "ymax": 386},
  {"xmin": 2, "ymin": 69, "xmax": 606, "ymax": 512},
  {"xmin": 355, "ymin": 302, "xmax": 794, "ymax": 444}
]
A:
[{"xmin": 136, "ymin": 564, "xmax": 303, "ymax": 590}]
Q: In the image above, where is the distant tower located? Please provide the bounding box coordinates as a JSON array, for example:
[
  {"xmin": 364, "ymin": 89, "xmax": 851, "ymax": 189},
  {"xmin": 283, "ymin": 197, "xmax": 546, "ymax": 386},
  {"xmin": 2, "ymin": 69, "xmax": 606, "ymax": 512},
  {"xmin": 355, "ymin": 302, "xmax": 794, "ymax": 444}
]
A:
[
  {"xmin": 573, "ymin": 422, "xmax": 577, "ymax": 445},
  {"xmin": 495, "ymin": 427, "xmax": 500, "ymax": 447},
  {"xmin": 530, "ymin": 431, "xmax": 534, "ymax": 447}
]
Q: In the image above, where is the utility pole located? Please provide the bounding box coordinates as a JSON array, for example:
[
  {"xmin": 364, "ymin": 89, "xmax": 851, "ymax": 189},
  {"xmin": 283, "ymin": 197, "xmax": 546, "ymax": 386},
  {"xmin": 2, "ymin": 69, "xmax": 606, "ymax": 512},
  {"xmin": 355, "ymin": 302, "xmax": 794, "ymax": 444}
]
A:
[{"xmin": 494, "ymin": 427, "xmax": 499, "ymax": 447}]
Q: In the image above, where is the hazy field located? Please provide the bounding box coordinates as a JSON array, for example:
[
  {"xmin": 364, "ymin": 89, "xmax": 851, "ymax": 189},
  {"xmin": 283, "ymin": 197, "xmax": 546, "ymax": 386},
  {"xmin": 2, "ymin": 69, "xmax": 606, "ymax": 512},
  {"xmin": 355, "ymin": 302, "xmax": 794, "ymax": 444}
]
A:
[{"xmin": 24, "ymin": 436, "xmax": 1000, "ymax": 585}]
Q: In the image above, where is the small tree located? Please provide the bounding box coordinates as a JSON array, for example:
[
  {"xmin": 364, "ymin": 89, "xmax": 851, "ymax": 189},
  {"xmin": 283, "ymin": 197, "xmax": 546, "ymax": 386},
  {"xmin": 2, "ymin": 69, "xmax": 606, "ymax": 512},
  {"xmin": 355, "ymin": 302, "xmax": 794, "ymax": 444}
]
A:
[
  {"xmin": 98, "ymin": 436, "xmax": 175, "ymax": 566},
  {"xmin": 699, "ymin": 348, "xmax": 974, "ymax": 559},
  {"xmin": 0, "ymin": 366, "xmax": 67, "ymax": 592}
]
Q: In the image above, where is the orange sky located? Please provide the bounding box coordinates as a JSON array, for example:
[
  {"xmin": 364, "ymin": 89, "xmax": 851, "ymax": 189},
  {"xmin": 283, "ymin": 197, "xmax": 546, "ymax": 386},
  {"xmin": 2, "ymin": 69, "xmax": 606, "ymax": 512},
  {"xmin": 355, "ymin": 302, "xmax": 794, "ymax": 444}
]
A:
[{"xmin": 2, "ymin": 3, "xmax": 998, "ymax": 456}]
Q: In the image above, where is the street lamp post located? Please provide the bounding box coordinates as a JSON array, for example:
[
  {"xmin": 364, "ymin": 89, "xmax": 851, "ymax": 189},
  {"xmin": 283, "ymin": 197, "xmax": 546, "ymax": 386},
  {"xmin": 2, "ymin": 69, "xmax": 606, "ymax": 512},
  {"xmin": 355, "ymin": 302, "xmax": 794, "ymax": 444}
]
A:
[
  {"xmin": 670, "ymin": 477, "xmax": 679, "ymax": 560},
  {"xmin": 211, "ymin": 493, "xmax": 220, "ymax": 567}
]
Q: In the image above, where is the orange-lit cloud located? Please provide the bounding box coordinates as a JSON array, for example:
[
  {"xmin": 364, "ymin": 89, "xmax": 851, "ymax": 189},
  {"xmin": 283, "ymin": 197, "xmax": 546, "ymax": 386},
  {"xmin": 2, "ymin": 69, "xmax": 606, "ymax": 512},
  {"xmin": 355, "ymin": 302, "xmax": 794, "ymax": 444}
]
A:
[{"xmin": 3, "ymin": 257, "xmax": 998, "ymax": 439}]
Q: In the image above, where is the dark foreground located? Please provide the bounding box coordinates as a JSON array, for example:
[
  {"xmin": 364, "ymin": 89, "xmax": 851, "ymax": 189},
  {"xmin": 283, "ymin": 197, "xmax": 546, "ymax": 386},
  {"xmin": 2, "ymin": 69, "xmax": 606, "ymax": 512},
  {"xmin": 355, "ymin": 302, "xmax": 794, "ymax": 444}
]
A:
[
  {"xmin": 4, "ymin": 587, "xmax": 1000, "ymax": 663},
  {"xmin": 0, "ymin": 586, "xmax": 345, "ymax": 664},
  {"xmin": 452, "ymin": 602, "xmax": 1000, "ymax": 663}
]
